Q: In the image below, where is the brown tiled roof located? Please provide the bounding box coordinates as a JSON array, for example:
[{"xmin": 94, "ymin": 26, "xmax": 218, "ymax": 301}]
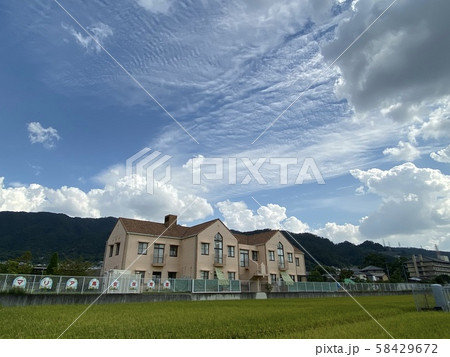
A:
[
  {"xmin": 234, "ymin": 230, "xmax": 278, "ymax": 245},
  {"xmin": 119, "ymin": 217, "xmax": 219, "ymax": 238}
]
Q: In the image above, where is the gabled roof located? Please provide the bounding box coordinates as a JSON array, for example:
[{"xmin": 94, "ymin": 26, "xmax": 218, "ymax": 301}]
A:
[
  {"xmin": 361, "ymin": 265, "xmax": 384, "ymax": 272},
  {"xmin": 119, "ymin": 217, "xmax": 220, "ymax": 239},
  {"xmin": 234, "ymin": 230, "xmax": 279, "ymax": 245}
]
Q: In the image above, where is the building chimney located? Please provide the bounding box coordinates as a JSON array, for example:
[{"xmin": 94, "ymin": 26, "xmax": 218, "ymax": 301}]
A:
[{"xmin": 164, "ymin": 214, "xmax": 177, "ymax": 227}]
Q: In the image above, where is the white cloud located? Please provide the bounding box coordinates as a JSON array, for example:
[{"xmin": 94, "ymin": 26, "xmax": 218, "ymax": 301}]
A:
[
  {"xmin": 430, "ymin": 145, "xmax": 450, "ymax": 163},
  {"xmin": 27, "ymin": 122, "xmax": 61, "ymax": 149},
  {"xmin": 382, "ymin": 141, "xmax": 420, "ymax": 161},
  {"xmin": 321, "ymin": 1, "xmax": 450, "ymax": 153},
  {"xmin": 0, "ymin": 170, "xmax": 213, "ymax": 223},
  {"xmin": 63, "ymin": 22, "xmax": 113, "ymax": 53},
  {"xmin": 312, "ymin": 222, "xmax": 362, "ymax": 244},
  {"xmin": 350, "ymin": 163, "xmax": 450, "ymax": 249},
  {"xmin": 136, "ymin": 0, "xmax": 172, "ymax": 14},
  {"xmin": 216, "ymin": 200, "xmax": 309, "ymax": 233},
  {"xmin": 418, "ymin": 98, "xmax": 450, "ymax": 140}
]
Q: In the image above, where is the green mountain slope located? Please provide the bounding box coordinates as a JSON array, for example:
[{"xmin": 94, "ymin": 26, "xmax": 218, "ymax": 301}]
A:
[
  {"xmin": 0, "ymin": 211, "xmax": 116, "ymax": 262},
  {"xmin": 0, "ymin": 212, "xmax": 446, "ymax": 267}
]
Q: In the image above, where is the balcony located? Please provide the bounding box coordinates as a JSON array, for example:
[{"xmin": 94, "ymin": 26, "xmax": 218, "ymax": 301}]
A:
[
  {"xmin": 278, "ymin": 261, "xmax": 289, "ymax": 271},
  {"xmin": 152, "ymin": 254, "xmax": 168, "ymax": 267},
  {"xmin": 214, "ymin": 254, "xmax": 227, "ymax": 267}
]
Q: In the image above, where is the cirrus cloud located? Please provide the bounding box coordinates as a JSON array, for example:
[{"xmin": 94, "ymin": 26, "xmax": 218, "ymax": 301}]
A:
[{"xmin": 27, "ymin": 122, "xmax": 61, "ymax": 149}]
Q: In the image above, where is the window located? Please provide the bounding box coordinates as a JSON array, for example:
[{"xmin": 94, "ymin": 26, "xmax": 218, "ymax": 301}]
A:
[
  {"xmin": 287, "ymin": 253, "xmax": 293, "ymax": 263},
  {"xmin": 169, "ymin": 245, "xmax": 178, "ymax": 257},
  {"xmin": 269, "ymin": 250, "xmax": 275, "ymax": 261},
  {"xmin": 201, "ymin": 243, "xmax": 209, "ymax": 255},
  {"xmin": 135, "ymin": 271, "xmax": 146, "ymax": 283},
  {"xmin": 152, "ymin": 271, "xmax": 161, "ymax": 282},
  {"xmin": 277, "ymin": 242, "xmax": 285, "ymax": 268},
  {"xmin": 108, "ymin": 245, "xmax": 113, "ymax": 257},
  {"xmin": 290, "ymin": 275, "xmax": 295, "ymax": 281},
  {"xmin": 295, "ymin": 257, "xmax": 300, "ymax": 267},
  {"xmin": 228, "ymin": 272, "xmax": 236, "ymax": 280},
  {"xmin": 200, "ymin": 271, "xmax": 209, "ymax": 280},
  {"xmin": 228, "ymin": 245, "xmax": 235, "ymax": 257},
  {"xmin": 168, "ymin": 272, "xmax": 177, "ymax": 279},
  {"xmin": 214, "ymin": 233, "xmax": 223, "ymax": 264},
  {"xmin": 252, "ymin": 250, "xmax": 258, "ymax": 261},
  {"xmin": 153, "ymin": 244, "xmax": 165, "ymax": 264},
  {"xmin": 115, "ymin": 243, "xmax": 120, "ymax": 256},
  {"xmin": 270, "ymin": 274, "xmax": 277, "ymax": 282},
  {"xmin": 138, "ymin": 242, "xmax": 148, "ymax": 255},
  {"xmin": 240, "ymin": 249, "xmax": 249, "ymax": 267}
]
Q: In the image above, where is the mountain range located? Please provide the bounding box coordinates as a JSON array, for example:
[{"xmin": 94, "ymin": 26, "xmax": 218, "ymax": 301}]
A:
[{"xmin": 0, "ymin": 211, "xmax": 447, "ymax": 268}]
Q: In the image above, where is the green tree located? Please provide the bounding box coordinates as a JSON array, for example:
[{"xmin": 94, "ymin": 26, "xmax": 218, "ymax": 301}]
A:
[
  {"xmin": 57, "ymin": 258, "xmax": 93, "ymax": 276},
  {"xmin": 339, "ymin": 269, "xmax": 354, "ymax": 281},
  {"xmin": 0, "ymin": 251, "xmax": 33, "ymax": 274},
  {"xmin": 434, "ymin": 274, "xmax": 450, "ymax": 285},
  {"xmin": 362, "ymin": 253, "xmax": 387, "ymax": 268},
  {"xmin": 387, "ymin": 257, "xmax": 409, "ymax": 283},
  {"xmin": 46, "ymin": 252, "xmax": 59, "ymax": 275}
]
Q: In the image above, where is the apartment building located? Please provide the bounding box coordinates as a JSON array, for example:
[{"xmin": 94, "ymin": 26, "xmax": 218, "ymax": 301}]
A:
[
  {"xmin": 103, "ymin": 214, "xmax": 306, "ymax": 284},
  {"xmin": 405, "ymin": 254, "xmax": 450, "ymax": 280}
]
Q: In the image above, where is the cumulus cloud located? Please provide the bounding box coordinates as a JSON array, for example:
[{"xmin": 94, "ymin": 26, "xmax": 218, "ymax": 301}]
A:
[
  {"xmin": 322, "ymin": 0, "xmax": 450, "ymax": 119},
  {"xmin": 63, "ymin": 22, "xmax": 113, "ymax": 53},
  {"xmin": 0, "ymin": 170, "xmax": 213, "ymax": 222},
  {"xmin": 350, "ymin": 163, "xmax": 450, "ymax": 248},
  {"xmin": 312, "ymin": 222, "xmax": 362, "ymax": 244},
  {"xmin": 382, "ymin": 141, "xmax": 420, "ymax": 162},
  {"xmin": 322, "ymin": 0, "xmax": 450, "ymax": 155},
  {"xmin": 216, "ymin": 200, "xmax": 309, "ymax": 233},
  {"xmin": 27, "ymin": 122, "xmax": 60, "ymax": 149},
  {"xmin": 430, "ymin": 145, "xmax": 450, "ymax": 163}
]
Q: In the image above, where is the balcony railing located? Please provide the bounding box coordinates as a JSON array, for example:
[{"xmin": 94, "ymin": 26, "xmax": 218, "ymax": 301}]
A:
[
  {"xmin": 152, "ymin": 254, "xmax": 168, "ymax": 267},
  {"xmin": 214, "ymin": 254, "xmax": 227, "ymax": 267}
]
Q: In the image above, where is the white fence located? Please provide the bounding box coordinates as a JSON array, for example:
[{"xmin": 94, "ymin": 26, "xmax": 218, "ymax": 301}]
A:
[{"xmin": 0, "ymin": 273, "xmax": 426, "ymax": 295}]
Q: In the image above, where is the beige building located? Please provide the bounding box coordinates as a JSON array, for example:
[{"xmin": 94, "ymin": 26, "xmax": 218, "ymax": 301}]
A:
[
  {"xmin": 103, "ymin": 214, "xmax": 306, "ymax": 284},
  {"xmin": 405, "ymin": 254, "xmax": 450, "ymax": 281}
]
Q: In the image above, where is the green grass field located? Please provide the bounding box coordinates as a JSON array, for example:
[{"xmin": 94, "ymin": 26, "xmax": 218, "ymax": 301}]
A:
[{"xmin": 0, "ymin": 295, "xmax": 448, "ymax": 339}]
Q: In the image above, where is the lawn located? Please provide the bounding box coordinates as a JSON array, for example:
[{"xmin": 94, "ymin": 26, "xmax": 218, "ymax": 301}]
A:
[{"xmin": 0, "ymin": 295, "xmax": 448, "ymax": 339}]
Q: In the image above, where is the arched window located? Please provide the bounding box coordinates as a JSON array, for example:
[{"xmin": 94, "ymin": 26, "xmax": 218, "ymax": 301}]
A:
[
  {"xmin": 214, "ymin": 233, "xmax": 223, "ymax": 264},
  {"xmin": 277, "ymin": 242, "xmax": 285, "ymax": 268}
]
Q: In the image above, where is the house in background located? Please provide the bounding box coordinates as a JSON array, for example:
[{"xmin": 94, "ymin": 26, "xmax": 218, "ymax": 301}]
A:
[
  {"xmin": 351, "ymin": 266, "xmax": 388, "ymax": 282},
  {"xmin": 102, "ymin": 214, "xmax": 306, "ymax": 285}
]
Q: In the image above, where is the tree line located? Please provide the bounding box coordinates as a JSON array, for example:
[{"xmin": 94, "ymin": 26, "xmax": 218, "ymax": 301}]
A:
[{"xmin": 0, "ymin": 251, "xmax": 95, "ymax": 276}]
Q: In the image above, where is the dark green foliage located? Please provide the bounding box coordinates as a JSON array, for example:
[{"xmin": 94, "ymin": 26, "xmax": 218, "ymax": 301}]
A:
[
  {"xmin": 363, "ymin": 253, "xmax": 387, "ymax": 268},
  {"xmin": 0, "ymin": 211, "xmax": 116, "ymax": 262},
  {"xmin": 339, "ymin": 269, "xmax": 353, "ymax": 281},
  {"xmin": 57, "ymin": 258, "xmax": 93, "ymax": 276},
  {"xmin": 434, "ymin": 274, "xmax": 450, "ymax": 284},
  {"xmin": 46, "ymin": 252, "xmax": 59, "ymax": 275},
  {"xmin": 0, "ymin": 251, "xmax": 33, "ymax": 274}
]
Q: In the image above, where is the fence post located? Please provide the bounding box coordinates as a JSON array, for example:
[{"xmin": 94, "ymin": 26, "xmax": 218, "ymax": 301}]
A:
[
  {"xmin": 2, "ymin": 274, "xmax": 8, "ymax": 292},
  {"xmin": 57, "ymin": 276, "xmax": 62, "ymax": 294},
  {"xmin": 30, "ymin": 275, "xmax": 36, "ymax": 294},
  {"xmin": 81, "ymin": 277, "xmax": 86, "ymax": 294}
]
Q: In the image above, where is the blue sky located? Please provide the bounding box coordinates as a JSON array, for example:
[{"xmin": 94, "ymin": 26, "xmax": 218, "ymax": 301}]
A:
[{"xmin": 1, "ymin": 0, "xmax": 449, "ymax": 250}]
